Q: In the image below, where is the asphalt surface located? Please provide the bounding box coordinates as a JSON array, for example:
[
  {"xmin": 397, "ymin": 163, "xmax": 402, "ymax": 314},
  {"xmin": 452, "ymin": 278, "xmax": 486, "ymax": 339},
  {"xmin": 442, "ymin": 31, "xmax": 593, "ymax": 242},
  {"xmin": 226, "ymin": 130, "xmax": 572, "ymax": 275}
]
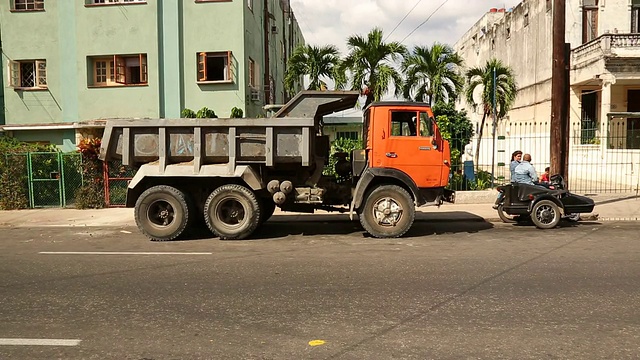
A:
[{"xmin": 1, "ymin": 219, "xmax": 639, "ymax": 359}]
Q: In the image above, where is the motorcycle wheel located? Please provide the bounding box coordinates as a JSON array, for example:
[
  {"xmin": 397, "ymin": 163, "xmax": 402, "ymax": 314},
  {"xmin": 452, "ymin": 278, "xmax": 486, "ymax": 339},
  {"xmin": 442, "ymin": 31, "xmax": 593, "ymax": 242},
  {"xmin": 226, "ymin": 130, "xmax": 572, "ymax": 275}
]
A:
[{"xmin": 497, "ymin": 205, "xmax": 517, "ymax": 223}]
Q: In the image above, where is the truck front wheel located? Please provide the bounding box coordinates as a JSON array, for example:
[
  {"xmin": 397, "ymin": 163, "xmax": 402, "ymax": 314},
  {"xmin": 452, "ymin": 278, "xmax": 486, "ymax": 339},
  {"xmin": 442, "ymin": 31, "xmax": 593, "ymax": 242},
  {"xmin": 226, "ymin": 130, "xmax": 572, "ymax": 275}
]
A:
[
  {"xmin": 359, "ymin": 185, "xmax": 415, "ymax": 238},
  {"xmin": 204, "ymin": 184, "xmax": 261, "ymax": 240},
  {"xmin": 134, "ymin": 185, "xmax": 190, "ymax": 241}
]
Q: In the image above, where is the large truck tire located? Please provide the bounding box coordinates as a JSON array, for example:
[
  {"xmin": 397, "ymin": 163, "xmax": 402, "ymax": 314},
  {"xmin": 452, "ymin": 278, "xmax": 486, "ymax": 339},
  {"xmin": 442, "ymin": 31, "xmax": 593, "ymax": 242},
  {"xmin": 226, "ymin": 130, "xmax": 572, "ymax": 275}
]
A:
[
  {"xmin": 259, "ymin": 199, "xmax": 276, "ymax": 225},
  {"xmin": 134, "ymin": 185, "xmax": 190, "ymax": 241},
  {"xmin": 204, "ymin": 184, "xmax": 261, "ymax": 240},
  {"xmin": 358, "ymin": 185, "xmax": 415, "ymax": 238}
]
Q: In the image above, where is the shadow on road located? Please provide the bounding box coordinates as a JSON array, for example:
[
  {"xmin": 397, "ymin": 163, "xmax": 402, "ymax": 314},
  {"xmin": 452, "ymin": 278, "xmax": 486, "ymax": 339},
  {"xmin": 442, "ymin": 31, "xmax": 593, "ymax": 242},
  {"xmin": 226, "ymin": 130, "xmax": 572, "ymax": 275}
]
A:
[{"xmin": 180, "ymin": 211, "xmax": 495, "ymax": 241}]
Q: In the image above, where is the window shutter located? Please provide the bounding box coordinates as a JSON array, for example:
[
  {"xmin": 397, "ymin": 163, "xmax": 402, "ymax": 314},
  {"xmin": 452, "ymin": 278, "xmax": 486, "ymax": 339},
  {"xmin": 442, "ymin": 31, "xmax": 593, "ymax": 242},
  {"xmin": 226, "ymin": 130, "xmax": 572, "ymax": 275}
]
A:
[
  {"xmin": 139, "ymin": 54, "xmax": 148, "ymax": 84},
  {"xmin": 36, "ymin": 60, "xmax": 47, "ymax": 87},
  {"xmin": 198, "ymin": 52, "xmax": 207, "ymax": 81},
  {"xmin": 115, "ymin": 55, "xmax": 126, "ymax": 84},
  {"xmin": 9, "ymin": 60, "xmax": 19, "ymax": 87},
  {"xmin": 226, "ymin": 51, "xmax": 233, "ymax": 81}
]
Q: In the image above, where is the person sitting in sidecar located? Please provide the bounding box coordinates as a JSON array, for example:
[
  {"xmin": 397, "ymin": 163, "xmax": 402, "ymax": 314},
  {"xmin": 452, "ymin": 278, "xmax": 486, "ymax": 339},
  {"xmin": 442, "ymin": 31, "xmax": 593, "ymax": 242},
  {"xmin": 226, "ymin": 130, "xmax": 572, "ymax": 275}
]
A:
[{"xmin": 512, "ymin": 154, "xmax": 538, "ymax": 185}]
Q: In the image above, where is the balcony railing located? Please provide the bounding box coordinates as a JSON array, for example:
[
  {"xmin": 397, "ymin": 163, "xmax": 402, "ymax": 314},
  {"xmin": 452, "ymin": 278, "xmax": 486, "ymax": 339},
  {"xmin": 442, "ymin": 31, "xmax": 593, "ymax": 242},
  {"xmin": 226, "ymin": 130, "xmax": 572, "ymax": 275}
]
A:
[{"xmin": 572, "ymin": 34, "xmax": 640, "ymax": 67}]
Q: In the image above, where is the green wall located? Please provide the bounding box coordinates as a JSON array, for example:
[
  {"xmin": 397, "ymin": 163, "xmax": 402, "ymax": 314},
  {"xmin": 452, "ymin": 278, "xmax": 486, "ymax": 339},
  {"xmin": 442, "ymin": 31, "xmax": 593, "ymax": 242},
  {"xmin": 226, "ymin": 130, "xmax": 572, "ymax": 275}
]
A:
[
  {"xmin": 0, "ymin": 0, "xmax": 305, "ymax": 140},
  {"xmin": 12, "ymin": 129, "xmax": 76, "ymax": 152}
]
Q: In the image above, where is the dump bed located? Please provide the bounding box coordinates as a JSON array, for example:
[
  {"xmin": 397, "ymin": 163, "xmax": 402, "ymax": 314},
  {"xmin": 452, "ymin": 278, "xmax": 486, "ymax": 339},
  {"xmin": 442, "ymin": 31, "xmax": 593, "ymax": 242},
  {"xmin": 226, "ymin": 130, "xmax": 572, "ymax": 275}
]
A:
[{"xmin": 99, "ymin": 91, "xmax": 359, "ymax": 171}]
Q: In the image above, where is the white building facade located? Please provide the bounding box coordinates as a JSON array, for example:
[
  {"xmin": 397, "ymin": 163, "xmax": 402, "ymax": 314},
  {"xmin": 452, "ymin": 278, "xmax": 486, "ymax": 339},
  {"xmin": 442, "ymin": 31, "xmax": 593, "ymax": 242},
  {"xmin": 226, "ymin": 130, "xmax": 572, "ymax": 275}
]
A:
[{"xmin": 455, "ymin": 0, "xmax": 640, "ymax": 192}]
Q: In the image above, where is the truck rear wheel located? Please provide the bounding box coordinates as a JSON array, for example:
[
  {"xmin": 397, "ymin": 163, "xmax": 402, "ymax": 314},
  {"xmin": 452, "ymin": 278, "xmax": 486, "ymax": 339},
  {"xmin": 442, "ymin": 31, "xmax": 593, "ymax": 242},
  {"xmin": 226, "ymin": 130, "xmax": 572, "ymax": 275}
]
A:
[
  {"xmin": 359, "ymin": 185, "xmax": 415, "ymax": 238},
  {"xmin": 204, "ymin": 184, "xmax": 260, "ymax": 240},
  {"xmin": 134, "ymin": 185, "xmax": 190, "ymax": 241}
]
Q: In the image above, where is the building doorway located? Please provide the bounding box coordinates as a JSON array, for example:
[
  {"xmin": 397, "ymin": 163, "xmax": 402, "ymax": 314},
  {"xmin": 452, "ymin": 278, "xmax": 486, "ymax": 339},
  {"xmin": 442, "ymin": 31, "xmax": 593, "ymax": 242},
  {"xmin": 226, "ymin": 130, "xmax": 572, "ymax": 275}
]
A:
[{"xmin": 627, "ymin": 90, "xmax": 640, "ymax": 149}]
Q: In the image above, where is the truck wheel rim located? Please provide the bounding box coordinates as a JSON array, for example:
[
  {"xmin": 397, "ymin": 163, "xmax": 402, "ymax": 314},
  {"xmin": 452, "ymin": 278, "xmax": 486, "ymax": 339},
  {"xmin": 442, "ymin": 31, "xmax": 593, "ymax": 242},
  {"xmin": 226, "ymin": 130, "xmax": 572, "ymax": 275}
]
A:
[
  {"xmin": 147, "ymin": 200, "xmax": 175, "ymax": 227},
  {"xmin": 216, "ymin": 198, "xmax": 246, "ymax": 227},
  {"xmin": 535, "ymin": 204, "xmax": 557, "ymax": 225},
  {"xmin": 373, "ymin": 197, "xmax": 403, "ymax": 227}
]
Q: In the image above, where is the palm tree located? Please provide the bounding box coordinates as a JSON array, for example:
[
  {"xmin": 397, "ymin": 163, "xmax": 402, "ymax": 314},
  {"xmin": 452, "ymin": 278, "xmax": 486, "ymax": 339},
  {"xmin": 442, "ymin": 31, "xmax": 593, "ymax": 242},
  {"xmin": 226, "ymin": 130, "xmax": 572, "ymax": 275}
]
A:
[
  {"xmin": 284, "ymin": 44, "xmax": 342, "ymax": 93},
  {"xmin": 401, "ymin": 43, "xmax": 464, "ymax": 105},
  {"xmin": 465, "ymin": 58, "xmax": 517, "ymax": 169},
  {"xmin": 342, "ymin": 28, "xmax": 407, "ymax": 108}
]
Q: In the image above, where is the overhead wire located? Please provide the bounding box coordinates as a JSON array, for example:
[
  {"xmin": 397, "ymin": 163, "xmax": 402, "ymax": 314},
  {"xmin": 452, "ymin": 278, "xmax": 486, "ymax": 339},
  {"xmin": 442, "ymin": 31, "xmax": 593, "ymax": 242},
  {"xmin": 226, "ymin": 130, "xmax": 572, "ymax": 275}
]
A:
[
  {"xmin": 384, "ymin": 0, "xmax": 425, "ymax": 41},
  {"xmin": 400, "ymin": 0, "xmax": 449, "ymax": 44}
]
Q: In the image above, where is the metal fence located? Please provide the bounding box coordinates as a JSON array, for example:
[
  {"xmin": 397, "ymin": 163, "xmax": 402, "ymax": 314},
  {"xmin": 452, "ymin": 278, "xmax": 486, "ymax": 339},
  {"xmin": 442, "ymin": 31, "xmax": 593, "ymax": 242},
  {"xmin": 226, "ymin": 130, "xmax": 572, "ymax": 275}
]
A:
[
  {"xmin": 454, "ymin": 118, "xmax": 640, "ymax": 194},
  {"xmin": 0, "ymin": 152, "xmax": 83, "ymax": 208}
]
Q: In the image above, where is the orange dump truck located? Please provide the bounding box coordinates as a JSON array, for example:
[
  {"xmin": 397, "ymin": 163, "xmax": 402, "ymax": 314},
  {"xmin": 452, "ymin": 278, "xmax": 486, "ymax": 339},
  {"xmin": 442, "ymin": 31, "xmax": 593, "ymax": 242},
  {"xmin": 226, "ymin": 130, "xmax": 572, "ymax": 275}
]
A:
[{"xmin": 99, "ymin": 91, "xmax": 454, "ymax": 240}]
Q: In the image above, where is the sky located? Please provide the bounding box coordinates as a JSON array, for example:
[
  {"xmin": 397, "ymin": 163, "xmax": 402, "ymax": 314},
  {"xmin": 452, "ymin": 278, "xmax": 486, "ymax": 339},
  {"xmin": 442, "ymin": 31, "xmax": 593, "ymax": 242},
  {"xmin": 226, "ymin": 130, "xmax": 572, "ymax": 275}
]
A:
[
  {"xmin": 289, "ymin": 0, "xmax": 522, "ymax": 55},
  {"xmin": 288, "ymin": 0, "xmax": 522, "ymax": 108}
]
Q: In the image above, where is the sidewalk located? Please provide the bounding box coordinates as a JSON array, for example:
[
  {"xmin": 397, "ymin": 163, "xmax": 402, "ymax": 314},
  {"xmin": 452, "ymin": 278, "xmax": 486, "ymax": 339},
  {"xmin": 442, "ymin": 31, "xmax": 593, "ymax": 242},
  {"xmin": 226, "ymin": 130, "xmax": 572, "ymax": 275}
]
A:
[{"xmin": 0, "ymin": 192, "xmax": 637, "ymax": 228}]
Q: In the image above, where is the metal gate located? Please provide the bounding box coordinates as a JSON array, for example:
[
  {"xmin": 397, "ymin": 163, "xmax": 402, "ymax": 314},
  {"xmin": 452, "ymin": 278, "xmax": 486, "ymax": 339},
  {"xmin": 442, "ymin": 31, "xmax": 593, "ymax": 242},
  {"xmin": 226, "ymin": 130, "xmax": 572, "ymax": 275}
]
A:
[
  {"xmin": 27, "ymin": 152, "xmax": 83, "ymax": 208},
  {"xmin": 103, "ymin": 160, "xmax": 136, "ymax": 207}
]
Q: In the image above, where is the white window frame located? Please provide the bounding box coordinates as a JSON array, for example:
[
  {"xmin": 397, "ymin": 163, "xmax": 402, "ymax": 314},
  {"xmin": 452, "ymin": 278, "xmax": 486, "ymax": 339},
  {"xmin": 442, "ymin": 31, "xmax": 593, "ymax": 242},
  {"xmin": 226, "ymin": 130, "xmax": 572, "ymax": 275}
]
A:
[
  {"xmin": 9, "ymin": 60, "xmax": 47, "ymax": 90},
  {"xmin": 248, "ymin": 58, "xmax": 256, "ymax": 88},
  {"xmin": 197, "ymin": 51, "xmax": 234, "ymax": 84},
  {"xmin": 12, "ymin": 0, "xmax": 44, "ymax": 11}
]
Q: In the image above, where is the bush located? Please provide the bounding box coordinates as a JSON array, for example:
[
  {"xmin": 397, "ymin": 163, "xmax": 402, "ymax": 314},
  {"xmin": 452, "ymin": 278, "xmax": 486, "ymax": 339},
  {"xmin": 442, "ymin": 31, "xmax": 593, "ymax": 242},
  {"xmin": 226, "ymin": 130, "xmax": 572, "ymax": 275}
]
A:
[
  {"xmin": 230, "ymin": 107, "xmax": 243, "ymax": 118},
  {"xmin": 74, "ymin": 138, "xmax": 105, "ymax": 209},
  {"xmin": 0, "ymin": 137, "xmax": 55, "ymax": 210},
  {"xmin": 323, "ymin": 137, "xmax": 363, "ymax": 179},
  {"xmin": 181, "ymin": 108, "xmax": 196, "ymax": 118},
  {"xmin": 196, "ymin": 107, "xmax": 218, "ymax": 118}
]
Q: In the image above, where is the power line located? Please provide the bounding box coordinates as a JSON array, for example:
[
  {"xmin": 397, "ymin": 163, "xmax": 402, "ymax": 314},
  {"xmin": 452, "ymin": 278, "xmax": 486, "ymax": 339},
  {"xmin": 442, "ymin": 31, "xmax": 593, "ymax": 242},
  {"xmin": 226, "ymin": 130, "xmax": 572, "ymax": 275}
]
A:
[
  {"xmin": 400, "ymin": 0, "xmax": 449, "ymax": 44},
  {"xmin": 385, "ymin": 0, "xmax": 424, "ymax": 41}
]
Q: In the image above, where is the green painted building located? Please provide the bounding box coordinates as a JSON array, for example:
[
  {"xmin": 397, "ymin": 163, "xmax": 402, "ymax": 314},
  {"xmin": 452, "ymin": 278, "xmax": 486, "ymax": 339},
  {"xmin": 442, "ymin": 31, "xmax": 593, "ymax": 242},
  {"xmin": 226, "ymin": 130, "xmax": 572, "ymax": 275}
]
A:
[{"xmin": 0, "ymin": 0, "xmax": 304, "ymax": 151}]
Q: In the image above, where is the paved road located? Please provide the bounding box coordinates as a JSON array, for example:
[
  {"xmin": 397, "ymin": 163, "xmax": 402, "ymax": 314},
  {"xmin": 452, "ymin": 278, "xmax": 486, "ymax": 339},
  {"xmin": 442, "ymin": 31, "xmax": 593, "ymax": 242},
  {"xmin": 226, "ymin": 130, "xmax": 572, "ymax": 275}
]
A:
[{"xmin": 1, "ymin": 220, "xmax": 639, "ymax": 359}]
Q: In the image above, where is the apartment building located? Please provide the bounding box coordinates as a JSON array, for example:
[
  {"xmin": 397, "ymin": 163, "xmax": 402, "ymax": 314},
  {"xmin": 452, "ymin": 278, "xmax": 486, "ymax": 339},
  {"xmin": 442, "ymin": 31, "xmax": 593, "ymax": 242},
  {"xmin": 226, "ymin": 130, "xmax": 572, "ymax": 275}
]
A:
[
  {"xmin": 454, "ymin": 0, "xmax": 640, "ymax": 192},
  {"xmin": 0, "ymin": 0, "xmax": 304, "ymax": 150}
]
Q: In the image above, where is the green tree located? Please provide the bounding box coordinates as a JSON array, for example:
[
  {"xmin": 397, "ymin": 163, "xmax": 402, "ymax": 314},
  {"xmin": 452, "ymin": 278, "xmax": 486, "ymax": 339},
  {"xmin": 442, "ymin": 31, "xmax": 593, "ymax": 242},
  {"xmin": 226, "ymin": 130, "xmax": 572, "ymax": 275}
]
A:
[
  {"xmin": 432, "ymin": 101, "xmax": 474, "ymax": 166},
  {"xmin": 464, "ymin": 58, "xmax": 517, "ymax": 168},
  {"xmin": 284, "ymin": 44, "xmax": 342, "ymax": 93},
  {"xmin": 401, "ymin": 43, "xmax": 464, "ymax": 105},
  {"xmin": 342, "ymin": 27, "xmax": 407, "ymax": 108}
]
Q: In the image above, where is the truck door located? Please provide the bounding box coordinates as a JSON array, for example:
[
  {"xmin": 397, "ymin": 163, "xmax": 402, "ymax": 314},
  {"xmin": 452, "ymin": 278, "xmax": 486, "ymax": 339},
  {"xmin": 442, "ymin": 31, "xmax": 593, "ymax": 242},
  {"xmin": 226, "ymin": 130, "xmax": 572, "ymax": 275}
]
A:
[{"xmin": 381, "ymin": 110, "xmax": 443, "ymax": 188}]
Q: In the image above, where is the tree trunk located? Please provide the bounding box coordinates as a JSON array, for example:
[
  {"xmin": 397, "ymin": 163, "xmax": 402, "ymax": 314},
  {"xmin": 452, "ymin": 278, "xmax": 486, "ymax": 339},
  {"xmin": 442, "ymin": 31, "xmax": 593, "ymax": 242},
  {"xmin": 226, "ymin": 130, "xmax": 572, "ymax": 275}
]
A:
[
  {"xmin": 474, "ymin": 111, "xmax": 488, "ymax": 172},
  {"xmin": 364, "ymin": 93, "xmax": 375, "ymax": 109}
]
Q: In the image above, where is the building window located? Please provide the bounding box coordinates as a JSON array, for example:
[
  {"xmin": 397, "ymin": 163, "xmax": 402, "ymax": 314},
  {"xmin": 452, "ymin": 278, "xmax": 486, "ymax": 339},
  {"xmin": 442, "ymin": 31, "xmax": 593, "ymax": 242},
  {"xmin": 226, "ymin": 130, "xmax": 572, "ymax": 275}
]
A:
[
  {"xmin": 336, "ymin": 131, "xmax": 359, "ymax": 140},
  {"xmin": 524, "ymin": 13, "xmax": 529, "ymax": 27},
  {"xmin": 9, "ymin": 60, "xmax": 46, "ymax": 89},
  {"xmin": 88, "ymin": 54, "xmax": 147, "ymax": 87},
  {"xmin": 582, "ymin": 0, "xmax": 598, "ymax": 43},
  {"xmin": 580, "ymin": 90, "xmax": 598, "ymax": 144},
  {"xmin": 248, "ymin": 58, "xmax": 256, "ymax": 88},
  {"xmin": 197, "ymin": 51, "xmax": 233, "ymax": 83},
  {"xmin": 12, "ymin": 0, "xmax": 44, "ymax": 11},
  {"xmin": 506, "ymin": 26, "xmax": 511, "ymax": 39},
  {"xmin": 632, "ymin": 0, "xmax": 640, "ymax": 33}
]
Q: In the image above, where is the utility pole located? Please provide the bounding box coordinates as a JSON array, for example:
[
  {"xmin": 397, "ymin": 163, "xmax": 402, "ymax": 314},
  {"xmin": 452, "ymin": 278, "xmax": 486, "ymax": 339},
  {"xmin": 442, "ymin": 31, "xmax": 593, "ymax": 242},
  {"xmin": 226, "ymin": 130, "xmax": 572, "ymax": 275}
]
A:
[
  {"xmin": 550, "ymin": 0, "xmax": 570, "ymax": 180},
  {"xmin": 491, "ymin": 66, "xmax": 497, "ymax": 188}
]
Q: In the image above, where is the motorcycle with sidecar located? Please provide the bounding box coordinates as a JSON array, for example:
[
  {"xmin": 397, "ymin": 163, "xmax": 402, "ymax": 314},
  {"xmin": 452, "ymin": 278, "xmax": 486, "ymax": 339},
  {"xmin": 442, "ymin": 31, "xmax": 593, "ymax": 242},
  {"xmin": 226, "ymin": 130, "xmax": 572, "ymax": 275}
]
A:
[{"xmin": 495, "ymin": 175, "xmax": 595, "ymax": 229}]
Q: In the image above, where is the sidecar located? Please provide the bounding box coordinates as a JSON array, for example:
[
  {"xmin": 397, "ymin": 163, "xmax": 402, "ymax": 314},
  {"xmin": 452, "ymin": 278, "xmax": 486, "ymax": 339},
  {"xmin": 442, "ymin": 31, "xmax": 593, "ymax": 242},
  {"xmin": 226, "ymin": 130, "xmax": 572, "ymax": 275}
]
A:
[{"xmin": 496, "ymin": 181, "xmax": 595, "ymax": 229}]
